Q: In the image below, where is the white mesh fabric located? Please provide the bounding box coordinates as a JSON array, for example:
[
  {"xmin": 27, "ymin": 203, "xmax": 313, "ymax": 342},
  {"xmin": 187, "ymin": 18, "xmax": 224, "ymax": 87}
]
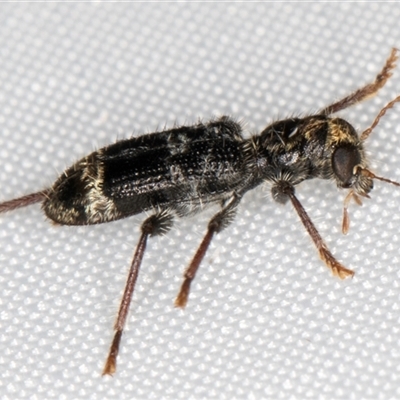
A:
[{"xmin": 1, "ymin": 3, "xmax": 400, "ymax": 399}]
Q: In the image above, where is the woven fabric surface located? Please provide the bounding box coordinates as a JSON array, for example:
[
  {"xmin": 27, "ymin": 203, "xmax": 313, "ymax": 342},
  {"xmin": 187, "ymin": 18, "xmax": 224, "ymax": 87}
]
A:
[{"xmin": 1, "ymin": 3, "xmax": 400, "ymax": 399}]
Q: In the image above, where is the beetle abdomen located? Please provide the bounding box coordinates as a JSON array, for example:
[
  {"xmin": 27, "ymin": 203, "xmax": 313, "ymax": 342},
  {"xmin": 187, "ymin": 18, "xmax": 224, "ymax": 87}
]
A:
[
  {"xmin": 43, "ymin": 118, "xmax": 247, "ymax": 225},
  {"xmin": 43, "ymin": 152, "xmax": 122, "ymax": 225}
]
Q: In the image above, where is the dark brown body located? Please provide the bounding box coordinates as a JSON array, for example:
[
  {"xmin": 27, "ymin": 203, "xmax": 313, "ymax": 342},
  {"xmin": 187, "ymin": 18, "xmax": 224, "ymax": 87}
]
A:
[{"xmin": 43, "ymin": 115, "xmax": 372, "ymax": 226}]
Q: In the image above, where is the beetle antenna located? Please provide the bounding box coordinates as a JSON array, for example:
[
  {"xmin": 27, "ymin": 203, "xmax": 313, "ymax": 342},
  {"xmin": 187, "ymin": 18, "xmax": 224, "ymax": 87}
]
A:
[
  {"xmin": 320, "ymin": 48, "xmax": 398, "ymax": 116},
  {"xmin": 342, "ymin": 167, "xmax": 400, "ymax": 235},
  {"xmin": 357, "ymin": 167, "xmax": 400, "ymax": 187},
  {"xmin": 361, "ymin": 95, "xmax": 400, "ymax": 141}
]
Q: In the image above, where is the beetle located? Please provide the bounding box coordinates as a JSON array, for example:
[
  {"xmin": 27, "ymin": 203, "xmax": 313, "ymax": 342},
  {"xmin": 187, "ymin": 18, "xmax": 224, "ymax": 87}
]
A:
[{"xmin": 1, "ymin": 49, "xmax": 400, "ymax": 375}]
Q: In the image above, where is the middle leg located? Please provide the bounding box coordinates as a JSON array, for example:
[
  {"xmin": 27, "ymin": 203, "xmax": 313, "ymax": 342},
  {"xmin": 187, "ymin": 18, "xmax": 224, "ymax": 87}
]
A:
[{"xmin": 175, "ymin": 194, "xmax": 242, "ymax": 308}]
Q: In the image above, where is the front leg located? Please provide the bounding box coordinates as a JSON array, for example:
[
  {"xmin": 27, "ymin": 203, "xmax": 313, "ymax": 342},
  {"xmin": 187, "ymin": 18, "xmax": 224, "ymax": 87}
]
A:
[
  {"xmin": 272, "ymin": 180, "xmax": 354, "ymax": 279},
  {"xmin": 175, "ymin": 193, "xmax": 242, "ymax": 308}
]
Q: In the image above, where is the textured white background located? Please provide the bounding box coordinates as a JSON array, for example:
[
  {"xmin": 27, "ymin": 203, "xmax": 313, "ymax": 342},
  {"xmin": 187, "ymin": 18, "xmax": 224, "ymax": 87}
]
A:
[{"xmin": 1, "ymin": 3, "xmax": 400, "ymax": 399}]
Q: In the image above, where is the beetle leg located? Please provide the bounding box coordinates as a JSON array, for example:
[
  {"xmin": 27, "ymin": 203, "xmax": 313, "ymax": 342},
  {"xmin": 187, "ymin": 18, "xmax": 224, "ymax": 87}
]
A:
[
  {"xmin": 287, "ymin": 188, "xmax": 354, "ymax": 279},
  {"xmin": 0, "ymin": 190, "xmax": 49, "ymax": 213},
  {"xmin": 174, "ymin": 194, "xmax": 241, "ymax": 308},
  {"xmin": 103, "ymin": 210, "xmax": 173, "ymax": 376}
]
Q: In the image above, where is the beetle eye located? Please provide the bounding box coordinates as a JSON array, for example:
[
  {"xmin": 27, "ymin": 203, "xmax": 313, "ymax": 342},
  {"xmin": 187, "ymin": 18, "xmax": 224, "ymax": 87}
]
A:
[{"xmin": 332, "ymin": 144, "xmax": 361, "ymax": 187}]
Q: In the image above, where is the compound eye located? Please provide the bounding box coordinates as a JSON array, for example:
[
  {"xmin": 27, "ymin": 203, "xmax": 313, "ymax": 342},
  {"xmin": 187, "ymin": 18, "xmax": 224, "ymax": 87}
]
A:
[{"xmin": 332, "ymin": 144, "xmax": 361, "ymax": 187}]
